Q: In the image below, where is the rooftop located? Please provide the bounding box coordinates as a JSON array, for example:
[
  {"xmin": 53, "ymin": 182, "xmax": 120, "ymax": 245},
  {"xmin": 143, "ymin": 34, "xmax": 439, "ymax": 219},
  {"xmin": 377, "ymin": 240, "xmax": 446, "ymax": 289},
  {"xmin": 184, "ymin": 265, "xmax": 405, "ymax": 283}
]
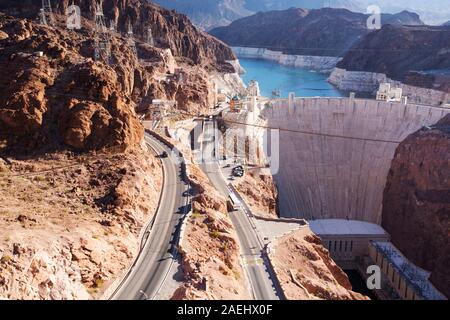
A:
[
  {"xmin": 309, "ymin": 219, "xmax": 388, "ymax": 236},
  {"xmin": 373, "ymin": 241, "xmax": 447, "ymax": 300}
]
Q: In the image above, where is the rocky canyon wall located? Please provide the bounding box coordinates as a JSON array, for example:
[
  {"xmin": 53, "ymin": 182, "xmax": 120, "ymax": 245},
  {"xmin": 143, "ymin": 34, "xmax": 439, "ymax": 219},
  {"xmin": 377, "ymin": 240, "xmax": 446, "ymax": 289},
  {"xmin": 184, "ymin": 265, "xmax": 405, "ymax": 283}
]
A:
[
  {"xmin": 0, "ymin": 0, "xmax": 241, "ymax": 153},
  {"xmin": 0, "ymin": 0, "xmax": 237, "ymax": 73},
  {"xmin": 382, "ymin": 114, "xmax": 450, "ymax": 298},
  {"xmin": 269, "ymin": 227, "xmax": 368, "ymax": 300}
]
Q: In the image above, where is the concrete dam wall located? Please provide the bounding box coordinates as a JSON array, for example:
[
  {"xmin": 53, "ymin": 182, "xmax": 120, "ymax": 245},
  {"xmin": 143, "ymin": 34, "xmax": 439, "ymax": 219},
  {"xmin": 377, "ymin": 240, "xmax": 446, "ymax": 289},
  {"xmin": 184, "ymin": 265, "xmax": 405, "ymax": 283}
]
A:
[{"xmin": 262, "ymin": 97, "xmax": 450, "ymax": 224}]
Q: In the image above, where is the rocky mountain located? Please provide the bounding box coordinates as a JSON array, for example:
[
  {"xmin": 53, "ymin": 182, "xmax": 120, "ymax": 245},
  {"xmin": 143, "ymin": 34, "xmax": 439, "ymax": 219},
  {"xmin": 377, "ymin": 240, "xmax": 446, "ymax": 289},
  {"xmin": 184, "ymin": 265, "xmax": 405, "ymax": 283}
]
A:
[
  {"xmin": 0, "ymin": 13, "xmax": 143, "ymax": 152},
  {"xmin": 210, "ymin": 8, "xmax": 370, "ymax": 57},
  {"xmin": 357, "ymin": 0, "xmax": 450, "ymax": 25},
  {"xmin": 209, "ymin": 8, "xmax": 423, "ymax": 57},
  {"xmin": 0, "ymin": 0, "xmax": 236, "ymax": 72},
  {"xmin": 381, "ymin": 10, "xmax": 424, "ymax": 26},
  {"xmin": 0, "ymin": 0, "xmax": 238, "ymax": 153},
  {"xmin": 382, "ymin": 114, "xmax": 450, "ymax": 298},
  {"xmin": 270, "ymin": 227, "xmax": 368, "ymax": 300},
  {"xmin": 336, "ymin": 24, "xmax": 450, "ymax": 90}
]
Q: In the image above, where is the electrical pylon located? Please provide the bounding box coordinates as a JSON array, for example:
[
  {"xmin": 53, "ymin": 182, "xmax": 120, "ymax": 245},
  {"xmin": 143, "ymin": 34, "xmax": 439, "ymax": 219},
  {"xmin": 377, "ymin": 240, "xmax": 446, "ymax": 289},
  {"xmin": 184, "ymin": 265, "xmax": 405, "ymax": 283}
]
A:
[
  {"xmin": 126, "ymin": 21, "xmax": 138, "ymax": 58},
  {"xmin": 93, "ymin": 3, "xmax": 112, "ymax": 64},
  {"xmin": 40, "ymin": 0, "xmax": 55, "ymax": 26},
  {"xmin": 146, "ymin": 27, "xmax": 155, "ymax": 47}
]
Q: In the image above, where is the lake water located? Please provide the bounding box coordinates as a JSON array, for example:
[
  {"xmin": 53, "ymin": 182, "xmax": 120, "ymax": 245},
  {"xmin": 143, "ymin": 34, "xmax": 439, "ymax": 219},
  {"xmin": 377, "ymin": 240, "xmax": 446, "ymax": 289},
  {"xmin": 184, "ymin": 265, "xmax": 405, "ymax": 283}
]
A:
[{"xmin": 239, "ymin": 58, "xmax": 345, "ymax": 98}]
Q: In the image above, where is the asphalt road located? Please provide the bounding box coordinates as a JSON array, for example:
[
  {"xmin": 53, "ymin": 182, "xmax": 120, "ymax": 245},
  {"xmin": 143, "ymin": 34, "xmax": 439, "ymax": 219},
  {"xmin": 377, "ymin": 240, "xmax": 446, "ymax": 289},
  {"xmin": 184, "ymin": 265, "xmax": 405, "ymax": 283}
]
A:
[
  {"xmin": 200, "ymin": 120, "xmax": 280, "ymax": 300},
  {"xmin": 112, "ymin": 133, "xmax": 189, "ymax": 300}
]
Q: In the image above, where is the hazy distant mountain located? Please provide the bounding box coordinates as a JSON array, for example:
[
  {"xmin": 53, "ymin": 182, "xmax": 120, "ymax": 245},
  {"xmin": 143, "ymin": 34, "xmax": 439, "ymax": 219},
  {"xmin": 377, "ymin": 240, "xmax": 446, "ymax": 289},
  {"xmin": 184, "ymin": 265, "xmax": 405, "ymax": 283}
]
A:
[
  {"xmin": 151, "ymin": 0, "xmax": 252, "ymax": 30},
  {"xmin": 243, "ymin": 0, "xmax": 363, "ymax": 12},
  {"xmin": 443, "ymin": 21, "xmax": 450, "ymax": 26},
  {"xmin": 209, "ymin": 8, "xmax": 424, "ymax": 56},
  {"xmin": 381, "ymin": 10, "xmax": 424, "ymax": 26},
  {"xmin": 152, "ymin": 0, "xmax": 364, "ymax": 30},
  {"xmin": 357, "ymin": 0, "xmax": 450, "ymax": 25},
  {"xmin": 153, "ymin": 0, "xmax": 450, "ymax": 28}
]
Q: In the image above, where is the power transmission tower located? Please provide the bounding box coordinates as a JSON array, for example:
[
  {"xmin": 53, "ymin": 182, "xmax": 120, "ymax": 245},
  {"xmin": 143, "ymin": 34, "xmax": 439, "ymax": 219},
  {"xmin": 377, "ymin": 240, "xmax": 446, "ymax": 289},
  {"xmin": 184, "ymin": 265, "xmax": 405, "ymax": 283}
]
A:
[
  {"xmin": 126, "ymin": 21, "xmax": 138, "ymax": 57},
  {"xmin": 40, "ymin": 0, "xmax": 55, "ymax": 26},
  {"xmin": 146, "ymin": 27, "xmax": 155, "ymax": 47},
  {"xmin": 93, "ymin": 4, "xmax": 111, "ymax": 64},
  {"xmin": 109, "ymin": 19, "xmax": 116, "ymax": 32}
]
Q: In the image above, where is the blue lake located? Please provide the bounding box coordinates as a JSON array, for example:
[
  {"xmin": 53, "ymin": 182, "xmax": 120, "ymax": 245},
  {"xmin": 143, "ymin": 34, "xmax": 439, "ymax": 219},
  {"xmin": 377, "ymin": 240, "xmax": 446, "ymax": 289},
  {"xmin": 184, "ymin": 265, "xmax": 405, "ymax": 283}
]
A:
[{"xmin": 239, "ymin": 58, "xmax": 345, "ymax": 98}]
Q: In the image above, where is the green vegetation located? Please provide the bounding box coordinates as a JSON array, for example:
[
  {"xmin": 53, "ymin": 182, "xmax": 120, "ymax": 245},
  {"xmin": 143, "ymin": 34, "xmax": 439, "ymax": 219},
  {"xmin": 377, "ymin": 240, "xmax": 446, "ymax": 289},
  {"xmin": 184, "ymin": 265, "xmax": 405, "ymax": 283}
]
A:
[
  {"xmin": 191, "ymin": 211, "xmax": 203, "ymax": 219},
  {"xmin": 34, "ymin": 175, "xmax": 46, "ymax": 182},
  {"xmin": 210, "ymin": 229, "xmax": 220, "ymax": 239},
  {"xmin": 1, "ymin": 255, "xmax": 12, "ymax": 263},
  {"xmin": 93, "ymin": 278, "xmax": 104, "ymax": 288}
]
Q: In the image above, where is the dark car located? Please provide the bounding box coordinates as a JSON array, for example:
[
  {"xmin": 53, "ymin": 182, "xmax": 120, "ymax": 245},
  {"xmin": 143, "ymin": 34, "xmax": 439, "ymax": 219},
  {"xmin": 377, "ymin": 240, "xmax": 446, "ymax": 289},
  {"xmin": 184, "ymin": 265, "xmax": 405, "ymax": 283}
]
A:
[
  {"xmin": 236, "ymin": 171, "xmax": 244, "ymax": 177},
  {"xmin": 160, "ymin": 151, "xmax": 168, "ymax": 158},
  {"xmin": 232, "ymin": 166, "xmax": 245, "ymax": 177}
]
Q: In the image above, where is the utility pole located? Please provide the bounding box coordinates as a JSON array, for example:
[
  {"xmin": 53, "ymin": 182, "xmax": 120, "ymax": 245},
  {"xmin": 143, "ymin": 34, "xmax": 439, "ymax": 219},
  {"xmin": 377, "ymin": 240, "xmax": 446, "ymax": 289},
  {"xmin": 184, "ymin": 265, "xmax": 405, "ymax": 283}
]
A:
[
  {"xmin": 93, "ymin": 3, "xmax": 111, "ymax": 64},
  {"xmin": 126, "ymin": 21, "xmax": 138, "ymax": 58},
  {"xmin": 40, "ymin": 0, "xmax": 55, "ymax": 26}
]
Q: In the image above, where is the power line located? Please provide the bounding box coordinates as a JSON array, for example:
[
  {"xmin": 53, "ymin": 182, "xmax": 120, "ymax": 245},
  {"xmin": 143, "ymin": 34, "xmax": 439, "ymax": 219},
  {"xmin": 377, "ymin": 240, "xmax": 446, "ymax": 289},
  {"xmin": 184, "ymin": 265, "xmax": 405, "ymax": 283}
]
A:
[
  {"xmin": 170, "ymin": 105, "xmax": 449, "ymax": 144},
  {"xmin": 93, "ymin": 2, "xmax": 111, "ymax": 64},
  {"xmin": 0, "ymin": 146, "xmax": 127, "ymax": 178},
  {"xmin": 219, "ymin": 117, "xmax": 403, "ymax": 144}
]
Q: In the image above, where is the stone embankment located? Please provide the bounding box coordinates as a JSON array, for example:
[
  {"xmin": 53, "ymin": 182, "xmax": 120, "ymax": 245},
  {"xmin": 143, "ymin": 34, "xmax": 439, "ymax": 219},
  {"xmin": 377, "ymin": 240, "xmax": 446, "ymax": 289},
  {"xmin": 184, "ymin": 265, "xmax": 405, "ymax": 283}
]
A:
[
  {"xmin": 329, "ymin": 68, "xmax": 450, "ymax": 106},
  {"xmin": 233, "ymin": 47, "xmax": 341, "ymax": 73}
]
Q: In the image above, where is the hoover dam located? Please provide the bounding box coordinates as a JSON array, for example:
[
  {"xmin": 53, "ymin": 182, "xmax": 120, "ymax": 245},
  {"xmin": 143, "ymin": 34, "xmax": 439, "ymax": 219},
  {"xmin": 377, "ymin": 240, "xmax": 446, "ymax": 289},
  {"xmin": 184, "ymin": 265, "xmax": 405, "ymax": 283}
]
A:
[{"xmin": 262, "ymin": 97, "xmax": 450, "ymax": 224}]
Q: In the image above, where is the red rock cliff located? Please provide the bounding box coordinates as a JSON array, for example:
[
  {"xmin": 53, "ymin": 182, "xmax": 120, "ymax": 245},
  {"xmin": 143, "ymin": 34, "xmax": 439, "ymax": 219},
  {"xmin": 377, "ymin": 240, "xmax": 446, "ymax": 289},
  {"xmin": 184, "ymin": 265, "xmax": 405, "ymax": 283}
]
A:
[
  {"xmin": 0, "ymin": 0, "xmax": 236, "ymax": 72},
  {"xmin": 382, "ymin": 114, "xmax": 450, "ymax": 298},
  {"xmin": 0, "ymin": 1, "xmax": 237, "ymax": 153}
]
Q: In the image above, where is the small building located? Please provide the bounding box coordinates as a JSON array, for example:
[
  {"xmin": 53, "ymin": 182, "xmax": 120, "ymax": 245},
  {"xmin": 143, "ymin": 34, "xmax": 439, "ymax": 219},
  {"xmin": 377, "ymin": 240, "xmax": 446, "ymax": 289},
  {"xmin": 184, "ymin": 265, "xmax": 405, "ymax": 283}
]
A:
[
  {"xmin": 230, "ymin": 95, "xmax": 242, "ymax": 113},
  {"xmin": 376, "ymin": 83, "xmax": 403, "ymax": 102},
  {"xmin": 309, "ymin": 219, "xmax": 390, "ymax": 269}
]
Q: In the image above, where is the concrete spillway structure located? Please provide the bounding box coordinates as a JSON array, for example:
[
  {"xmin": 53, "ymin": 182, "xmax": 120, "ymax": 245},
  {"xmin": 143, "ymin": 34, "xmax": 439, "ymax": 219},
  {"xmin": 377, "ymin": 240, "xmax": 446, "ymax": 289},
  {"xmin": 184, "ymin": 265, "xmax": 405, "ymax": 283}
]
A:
[{"xmin": 262, "ymin": 97, "xmax": 450, "ymax": 224}]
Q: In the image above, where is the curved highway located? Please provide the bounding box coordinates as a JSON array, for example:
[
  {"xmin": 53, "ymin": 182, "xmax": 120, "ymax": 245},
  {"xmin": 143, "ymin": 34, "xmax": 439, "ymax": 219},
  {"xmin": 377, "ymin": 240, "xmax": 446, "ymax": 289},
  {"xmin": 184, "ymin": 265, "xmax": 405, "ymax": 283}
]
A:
[
  {"xmin": 200, "ymin": 120, "xmax": 281, "ymax": 300},
  {"xmin": 112, "ymin": 133, "xmax": 189, "ymax": 300}
]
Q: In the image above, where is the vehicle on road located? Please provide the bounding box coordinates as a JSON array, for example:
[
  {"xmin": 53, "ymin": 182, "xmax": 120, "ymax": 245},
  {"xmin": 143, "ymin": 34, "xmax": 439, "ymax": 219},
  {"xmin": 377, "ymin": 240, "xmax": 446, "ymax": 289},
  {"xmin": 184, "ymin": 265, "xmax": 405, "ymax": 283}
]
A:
[
  {"xmin": 160, "ymin": 151, "xmax": 168, "ymax": 158},
  {"xmin": 232, "ymin": 165, "xmax": 245, "ymax": 177}
]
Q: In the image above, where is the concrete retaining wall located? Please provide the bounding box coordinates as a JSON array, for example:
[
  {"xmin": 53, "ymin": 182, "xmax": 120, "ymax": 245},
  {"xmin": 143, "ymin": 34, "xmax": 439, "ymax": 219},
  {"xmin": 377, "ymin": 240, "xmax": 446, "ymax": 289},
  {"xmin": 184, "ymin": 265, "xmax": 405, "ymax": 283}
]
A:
[{"xmin": 233, "ymin": 46, "xmax": 341, "ymax": 73}]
